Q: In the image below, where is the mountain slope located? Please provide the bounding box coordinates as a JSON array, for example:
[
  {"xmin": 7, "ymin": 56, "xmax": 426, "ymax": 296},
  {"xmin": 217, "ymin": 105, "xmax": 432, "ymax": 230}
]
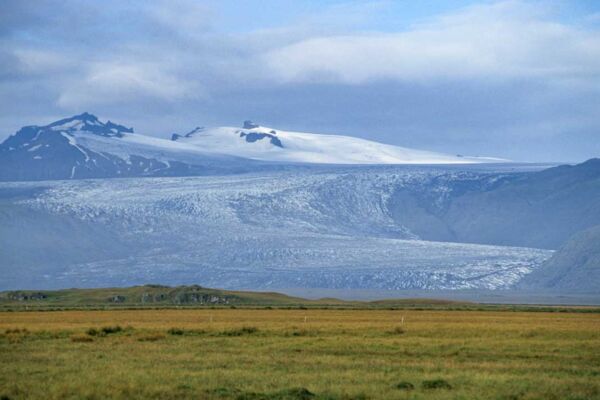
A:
[
  {"xmin": 173, "ymin": 121, "xmax": 504, "ymax": 165},
  {"xmin": 519, "ymin": 225, "xmax": 600, "ymax": 292},
  {"xmin": 386, "ymin": 158, "xmax": 600, "ymax": 249},
  {"xmin": 0, "ymin": 113, "xmax": 265, "ymax": 181}
]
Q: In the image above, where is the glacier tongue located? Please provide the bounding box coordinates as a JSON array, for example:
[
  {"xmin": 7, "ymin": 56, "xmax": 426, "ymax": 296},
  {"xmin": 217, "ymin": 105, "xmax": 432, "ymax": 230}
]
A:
[{"xmin": 1, "ymin": 167, "xmax": 551, "ymax": 291}]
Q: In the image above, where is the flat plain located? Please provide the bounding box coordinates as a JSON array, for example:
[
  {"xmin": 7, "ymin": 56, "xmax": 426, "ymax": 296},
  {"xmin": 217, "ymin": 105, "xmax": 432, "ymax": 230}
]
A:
[{"xmin": 1, "ymin": 308, "xmax": 599, "ymax": 400}]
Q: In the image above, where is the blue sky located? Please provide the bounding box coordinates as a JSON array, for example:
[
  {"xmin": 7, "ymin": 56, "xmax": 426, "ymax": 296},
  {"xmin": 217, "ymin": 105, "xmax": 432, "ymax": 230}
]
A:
[{"xmin": 1, "ymin": 0, "xmax": 600, "ymax": 162}]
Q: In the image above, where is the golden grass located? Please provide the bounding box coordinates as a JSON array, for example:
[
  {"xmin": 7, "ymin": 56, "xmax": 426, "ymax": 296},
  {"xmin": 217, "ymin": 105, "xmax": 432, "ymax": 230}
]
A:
[{"xmin": 1, "ymin": 309, "xmax": 599, "ymax": 399}]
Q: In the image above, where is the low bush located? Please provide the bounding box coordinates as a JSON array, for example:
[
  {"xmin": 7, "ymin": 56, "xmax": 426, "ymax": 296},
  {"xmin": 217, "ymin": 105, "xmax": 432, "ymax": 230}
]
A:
[
  {"xmin": 86, "ymin": 326, "xmax": 124, "ymax": 337},
  {"xmin": 101, "ymin": 325, "xmax": 123, "ymax": 335},
  {"xmin": 167, "ymin": 328, "xmax": 184, "ymax": 335},
  {"xmin": 86, "ymin": 328, "xmax": 101, "ymax": 336}
]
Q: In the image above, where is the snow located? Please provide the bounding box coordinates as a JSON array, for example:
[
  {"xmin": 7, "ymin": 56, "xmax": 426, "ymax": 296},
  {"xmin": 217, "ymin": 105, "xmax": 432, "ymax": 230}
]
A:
[
  {"xmin": 60, "ymin": 132, "xmax": 90, "ymax": 162},
  {"xmin": 176, "ymin": 125, "xmax": 508, "ymax": 165},
  {"xmin": 27, "ymin": 144, "xmax": 42, "ymax": 152},
  {"xmin": 51, "ymin": 120, "xmax": 85, "ymax": 131},
  {"xmin": 69, "ymin": 129, "xmax": 242, "ymax": 167},
  {"xmin": 4, "ymin": 168, "xmax": 551, "ymax": 291}
]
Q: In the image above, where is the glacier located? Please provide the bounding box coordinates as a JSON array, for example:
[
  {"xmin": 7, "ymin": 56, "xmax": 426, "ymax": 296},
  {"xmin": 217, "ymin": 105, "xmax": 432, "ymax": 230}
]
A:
[{"xmin": 0, "ymin": 165, "xmax": 551, "ymax": 291}]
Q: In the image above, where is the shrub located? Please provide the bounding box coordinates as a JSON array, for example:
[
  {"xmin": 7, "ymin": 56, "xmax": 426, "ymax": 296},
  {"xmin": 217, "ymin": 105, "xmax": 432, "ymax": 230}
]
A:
[
  {"xmin": 86, "ymin": 328, "xmax": 101, "ymax": 336},
  {"xmin": 422, "ymin": 379, "xmax": 452, "ymax": 389},
  {"xmin": 101, "ymin": 325, "xmax": 123, "ymax": 335},
  {"xmin": 70, "ymin": 334, "xmax": 94, "ymax": 343},
  {"xmin": 167, "ymin": 328, "xmax": 184, "ymax": 335},
  {"xmin": 394, "ymin": 381, "xmax": 414, "ymax": 390}
]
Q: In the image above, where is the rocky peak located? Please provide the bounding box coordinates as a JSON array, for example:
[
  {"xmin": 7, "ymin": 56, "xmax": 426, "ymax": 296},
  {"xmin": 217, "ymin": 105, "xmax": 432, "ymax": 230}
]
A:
[{"xmin": 243, "ymin": 120, "xmax": 259, "ymax": 129}]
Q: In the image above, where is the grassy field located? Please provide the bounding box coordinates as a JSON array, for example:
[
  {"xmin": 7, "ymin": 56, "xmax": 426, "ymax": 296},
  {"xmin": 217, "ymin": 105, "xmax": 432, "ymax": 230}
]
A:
[{"xmin": 1, "ymin": 309, "xmax": 599, "ymax": 399}]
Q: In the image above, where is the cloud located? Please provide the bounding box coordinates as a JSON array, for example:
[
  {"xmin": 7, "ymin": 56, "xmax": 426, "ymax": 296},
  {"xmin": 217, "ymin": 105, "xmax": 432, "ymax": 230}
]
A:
[
  {"xmin": 263, "ymin": 1, "xmax": 600, "ymax": 85},
  {"xmin": 0, "ymin": 0, "xmax": 599, "ymax": 162},
  {"xmin": 57, "ymin": 61, "xmax": 203, "ymax": 108}
]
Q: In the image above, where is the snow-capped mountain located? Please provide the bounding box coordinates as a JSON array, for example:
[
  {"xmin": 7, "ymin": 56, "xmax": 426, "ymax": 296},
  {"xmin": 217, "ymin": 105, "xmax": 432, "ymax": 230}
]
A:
[
  {"xmin": 0, "ymin": 114, "xmax": 505, "ymax": 182},
  {"xmin": 173, "ymin": 121, "xmax": 505, "ymax": 165},
  {"xmin": 0, "ymin": 113, "xmax": 263, "ymax": 181}
]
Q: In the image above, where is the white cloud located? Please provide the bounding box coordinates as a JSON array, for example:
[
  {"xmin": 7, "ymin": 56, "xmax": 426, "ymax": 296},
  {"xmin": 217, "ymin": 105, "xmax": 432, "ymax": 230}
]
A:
[
  {"xmin": 58, "ymin": 62, "xmax": 202, "ymax": 108},
  {"xmin": 13, "ymin": 49, "xmax": 74, "ymax": 74},
  {"xmin": 262, "ymin": 1, "xmax": 600, "ymax": 85}
]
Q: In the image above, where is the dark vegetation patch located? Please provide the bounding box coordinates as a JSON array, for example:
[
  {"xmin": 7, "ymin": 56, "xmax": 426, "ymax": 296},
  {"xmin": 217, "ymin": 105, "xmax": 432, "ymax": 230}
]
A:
[
  {"xmin": 207, "ymin": 387, "xmax": 369, "ymax": 400},
  {"xmin": 236, "ymin": 387, "xmax": 315, "ymax": 400},
  {"xmin": 219, "ymin": 326, "xmax": 259, "ymax": 337},
  {"xmin": 284, "ymin": 328, "xmax": 316, "ymax": 337},
  {"xmin": 86, "ymin": 325, "xmax": 124, "ymax": 337},
  {"xmin": 421, "ymin": 379, "xmax": 452, "ymax": 389},
  {"xmin": 394, "ymin": 381, "xmax": 414, "ymax": 390}
]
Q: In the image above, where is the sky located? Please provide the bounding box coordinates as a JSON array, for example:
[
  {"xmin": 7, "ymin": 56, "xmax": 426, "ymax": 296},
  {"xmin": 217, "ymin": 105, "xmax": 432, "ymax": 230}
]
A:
[{"xmin": 1, "ymin": 0, "xmax": 600, "ymax": 162}]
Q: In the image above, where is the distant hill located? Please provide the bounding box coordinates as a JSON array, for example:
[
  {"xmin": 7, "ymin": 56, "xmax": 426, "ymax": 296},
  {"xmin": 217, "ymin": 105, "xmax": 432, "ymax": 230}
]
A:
[
  {"xmin": 519, "ymin": 225, "xmax": 600, "ymax": 292},
  {"xmin": 0, "ymin": 285, "xmax": 308, "ymax": 307},
  {"xmin": 0, "ymin": 284, "xmax": 471, "ymax": 309}
]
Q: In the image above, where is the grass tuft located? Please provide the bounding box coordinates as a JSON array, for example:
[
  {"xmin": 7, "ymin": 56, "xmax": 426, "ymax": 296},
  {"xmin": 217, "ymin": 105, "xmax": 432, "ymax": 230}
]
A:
[
  {"xmin": 4, "ymin": 328, "xmax": 28, "ymax": 335},
  {"xmin": 137, "ymin": 333, "xmax": 166, "ymax": 342},
  {"xmin": 387, "ymin": 326, "xmax": 405, "ymax": 335},
  {"xmin": 70, "ymin": 333, "xmax": 94, "ymax": 343}
]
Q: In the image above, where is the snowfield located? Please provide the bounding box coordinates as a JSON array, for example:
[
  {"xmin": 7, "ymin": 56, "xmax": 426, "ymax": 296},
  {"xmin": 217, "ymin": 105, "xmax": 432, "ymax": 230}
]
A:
[
  {"xmin": 173, "ymin": 124, "xmax": 507, "ymax": 165},
  {"xmin": 0, "ymin": 166, "xmax": 551, "ymax": 291}
]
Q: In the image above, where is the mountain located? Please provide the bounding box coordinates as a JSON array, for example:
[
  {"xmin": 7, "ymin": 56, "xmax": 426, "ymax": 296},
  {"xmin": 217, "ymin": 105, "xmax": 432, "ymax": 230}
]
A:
[
  {"xmin": 519, "ymin": 225, "xmax": 600, "ymax": 292},
  {"xmin": 0, "ymin": 115, "xmax": 506, "ymax": 182},
  {"xmin": 385, "ymin": 158, "xmax": 600, "ymax": 249},
  {"xmin": 172, "ymin": 121, "xmax": 505, "ymax": 165},
  {"xmin": 439, "ymin": 158, "xmax": 600, "ymax": 249},
  {"xmin": 0, "ymin": 113, "xmax": 265, "ymax": 181}
]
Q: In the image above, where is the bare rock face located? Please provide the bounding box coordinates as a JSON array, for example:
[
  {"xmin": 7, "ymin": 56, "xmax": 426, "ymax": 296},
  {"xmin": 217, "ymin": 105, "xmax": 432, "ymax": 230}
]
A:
[{"xmin": 243, "ymin": 120, "xmax": 259, "ymax": 129}]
